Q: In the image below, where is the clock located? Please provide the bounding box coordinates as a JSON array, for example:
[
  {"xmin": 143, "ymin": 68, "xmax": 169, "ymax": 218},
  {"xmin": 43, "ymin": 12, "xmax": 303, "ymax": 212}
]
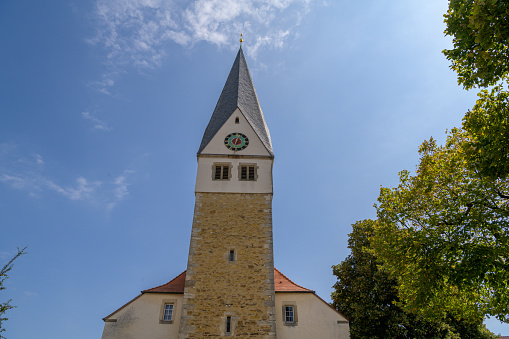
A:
[{"xmin": 224, "ymin": 133, "xmax": 249, "ymax": 151}]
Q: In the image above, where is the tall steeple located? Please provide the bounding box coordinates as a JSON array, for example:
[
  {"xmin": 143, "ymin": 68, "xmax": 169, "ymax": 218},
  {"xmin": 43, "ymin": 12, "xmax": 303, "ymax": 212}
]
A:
[
  {"xmin": 100, "ymin": 45, "xmax": 351, "ymax": 339},
  {"xmin": 179, "ymin": 48, "xmax": 277, "ymax": 338},
  {"xmin": 198, "ymin": 47, "xmax": 273, "ymax": 156}
]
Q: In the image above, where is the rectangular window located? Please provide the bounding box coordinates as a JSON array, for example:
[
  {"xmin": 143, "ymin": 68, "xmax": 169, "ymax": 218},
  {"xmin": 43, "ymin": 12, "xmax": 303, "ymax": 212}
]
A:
[
  {"xmin": 239, "ymin": 165, "xmax": 256, "ymax": 181},
  {"xmin": 163, "ymin": 304, "xmax": 174, "ymax": 321},
  {"xmin": 214, "ymin": 164, "xmax": 230, "ymax": 180},
  {"xmin": 285, "ymin": 306, "xmax": 294, "ymax": 323},
  {"xmin": 226, "ymin": 316, "xmax": 232, "ymax": 334},
  {"xmin": 229, "ymin": 250, "xmax": 235, "ymax": 262}
]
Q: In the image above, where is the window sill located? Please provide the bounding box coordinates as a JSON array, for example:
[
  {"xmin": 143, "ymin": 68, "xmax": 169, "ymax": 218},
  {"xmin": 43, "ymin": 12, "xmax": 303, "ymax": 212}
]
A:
[{"xmin": 159, "ymin": 320, "xmax": 174, "ymax": 324}]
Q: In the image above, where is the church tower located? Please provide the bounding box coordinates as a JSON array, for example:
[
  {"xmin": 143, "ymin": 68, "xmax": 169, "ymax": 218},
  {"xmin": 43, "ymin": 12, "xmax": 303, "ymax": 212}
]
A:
[
  {"xmin": 101, "ymin": 46, "xmax": 350, "ymax": 339},
  {"xmin": 178, "ymin": 47, "xmax": 277, "ymax": 338}
]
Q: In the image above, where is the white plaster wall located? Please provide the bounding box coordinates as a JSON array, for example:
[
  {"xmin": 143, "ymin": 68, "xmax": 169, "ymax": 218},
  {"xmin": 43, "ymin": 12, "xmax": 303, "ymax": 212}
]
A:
[
  {"xmin": 201, "ymin": 108, "xmax": 271, "ymax": 156},
  {"xmin": 195, "ymin": 156, "xmax": 273, "ymax": 193},
  {"xmin": 102, "ymin": 293, "xmax": 183, "ymax": 339},
  {"xmin": 275, "ymin": 293, "xmax": 350, "ymax": 339}
]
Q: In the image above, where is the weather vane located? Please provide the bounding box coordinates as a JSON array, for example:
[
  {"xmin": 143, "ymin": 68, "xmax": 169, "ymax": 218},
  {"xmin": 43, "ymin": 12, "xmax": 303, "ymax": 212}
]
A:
[{"xmin": 240, "ymin": 33, "xmax": 243, "ymax": 47}]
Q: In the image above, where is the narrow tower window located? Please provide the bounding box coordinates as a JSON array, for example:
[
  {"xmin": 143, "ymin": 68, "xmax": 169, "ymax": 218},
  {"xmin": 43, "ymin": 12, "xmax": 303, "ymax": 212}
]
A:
[
  {"xmin": 240, "ymin": 164, "xmax": 256, "ymax": 181},
  {"xmin": 235, "ymin": 117, "xmax": 239, "ymax": 124},
  {"xmin": 229, "ymin": 249, "xmax": 235, "ymax": 261},
  {"xmin": 213, "ymin": 164, "xmax": 230, "ymax": 180},
  {"xmin": 226, "ymin": 316, "xmax": 232, "ymax": 334}
]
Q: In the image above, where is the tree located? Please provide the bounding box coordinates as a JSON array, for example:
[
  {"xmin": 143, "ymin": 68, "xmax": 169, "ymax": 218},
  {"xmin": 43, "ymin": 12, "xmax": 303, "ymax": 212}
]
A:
[
  {"xmin": 463, "ymin": 82, "xmax": 509, "ymax": 179},
  {"xmin": 361, "ymin": 0, "xmax": 509, "ymax": 327},
  {"xmin": 443, "ymin": 0, "xmax": 509, "ymax": 178},
  {"xmin": 444, "ymin": 0, "xmax": 509, "ymax": 89},
  {"xmin": 0, "ymin": 247, "xmax": 26, "ymax": 339},
  {"xmin": 372, "ymin": 129, "xmax": 509, "ymax": 323},
  {"xmin": 444, "ymin": 0, "xmax": 509, "ymax": 180},
  {"xmin": 332, "ymin": 219, "xmax": 497, "ymax": 339}
]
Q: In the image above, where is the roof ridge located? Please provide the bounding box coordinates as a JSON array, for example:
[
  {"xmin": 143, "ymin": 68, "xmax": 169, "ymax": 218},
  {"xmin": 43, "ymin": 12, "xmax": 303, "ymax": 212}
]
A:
[
  {"xmin": 311, "ymin": 290, "xmax": 350, "ymax": 321},
  {"xmin": 142, "ymin": 270, "xmax": 186, "ymax": 293},
  {"xmin": 103, "ymin": 294, "xmax": 143, "ymax": 321},
  {"xmin": 274, "ymin": 267, "xmax": 313, "ymax": 292}
]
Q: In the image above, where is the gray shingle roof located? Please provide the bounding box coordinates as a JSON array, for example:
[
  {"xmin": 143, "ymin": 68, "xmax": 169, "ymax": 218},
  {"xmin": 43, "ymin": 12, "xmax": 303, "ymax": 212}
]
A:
[{"xmin": 198, "ymin": 47, "xmax": 273, "ymax": 156}]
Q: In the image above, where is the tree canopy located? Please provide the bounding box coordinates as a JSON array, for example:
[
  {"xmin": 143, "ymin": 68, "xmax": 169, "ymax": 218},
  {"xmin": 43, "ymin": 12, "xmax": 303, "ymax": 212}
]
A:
[
  {"xmin": 444, "ymin": 0, "xmax": 509, "ymax": 180},
  {"xmin": 444, "ymin": 0, "xmax": 509, "ymax": 89},
  {"xmin": 372, "ymin": 129, "xmax": 509, "ymax": 323},
  {"xmin": 364, "ymin": 0, "xmax": 509, "ymax": 323},
  {"xmin": 463, "ymin": 82, "xmax": 509, "ymax": 179},
  {"xmin": 334, "ymin": 0, "xmax": 509, "ymax": 330},
  {"xmin": 332, "ymin": 220, "xmax": 497, "ymax": 339}
]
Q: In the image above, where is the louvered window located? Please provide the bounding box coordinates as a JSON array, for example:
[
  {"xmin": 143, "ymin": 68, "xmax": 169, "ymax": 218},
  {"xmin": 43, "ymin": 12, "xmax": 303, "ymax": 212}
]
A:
[
  {"xmin": 214, "ymin": 164, "xmax": 230, "ymax": 180},
  {"xmin": 240, "ymin": 165, "xmax": 256, "ymax": 181}
]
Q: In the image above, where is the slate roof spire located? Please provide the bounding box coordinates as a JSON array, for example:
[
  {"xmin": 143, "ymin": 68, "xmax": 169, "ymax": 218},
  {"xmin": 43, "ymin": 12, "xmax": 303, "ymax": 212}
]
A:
[{"xmin": 198, "ymin": 47, "xmax": 274, "ymax": 156}]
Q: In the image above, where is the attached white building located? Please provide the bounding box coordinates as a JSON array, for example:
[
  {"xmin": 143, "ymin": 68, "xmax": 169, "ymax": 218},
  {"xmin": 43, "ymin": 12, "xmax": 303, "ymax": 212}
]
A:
[{"xmin": 102, "ymin": 269, "xmax": 349, "ymax": 339}]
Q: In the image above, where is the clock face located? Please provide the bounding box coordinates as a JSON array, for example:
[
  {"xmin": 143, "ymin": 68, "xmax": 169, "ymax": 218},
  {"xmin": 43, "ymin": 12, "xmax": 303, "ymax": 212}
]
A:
[{"xmin": 224, "ymin": 133, "xmax": 249, "ymax": 151}]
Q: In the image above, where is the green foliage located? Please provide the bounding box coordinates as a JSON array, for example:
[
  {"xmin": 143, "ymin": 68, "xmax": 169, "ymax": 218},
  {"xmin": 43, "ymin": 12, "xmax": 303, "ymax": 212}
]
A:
[
  {"xmin": 332, "ymin": 220, "xmax": 497, "ymax": 339},
  {"xmin": 444, "ymin": 0, "xmax": 509, "ymax": 89},
  {"xmin": 0, "ymin": 247, "xmax": 26, "ymax": 339},
  {"xmin": 363, "ymin": 0, "xmax": 509, "ymax": 328},
  {"xmin": 333, "ymin": 220, "xmax": 410, "ymax": 338},
  {"xmin": 444, "ymin": 0, "xmax": 509, "ymax": 180},
  {"xmin": 463, "ymin": 82, "xmax": 509, "ymax": 179},
  {"xmin": 372, "ymin": 129, "xmax": 509, "ymax": 323}
]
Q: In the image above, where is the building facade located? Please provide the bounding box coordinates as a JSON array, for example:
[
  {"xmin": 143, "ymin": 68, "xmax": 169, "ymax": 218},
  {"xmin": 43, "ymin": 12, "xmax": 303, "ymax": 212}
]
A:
[{"xmin": 102, "ymin": 47, "xmax": 349, "ymax": 339}]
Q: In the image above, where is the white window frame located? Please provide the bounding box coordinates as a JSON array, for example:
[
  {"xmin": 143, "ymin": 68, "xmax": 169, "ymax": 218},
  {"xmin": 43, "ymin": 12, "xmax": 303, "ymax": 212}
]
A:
[
  {"xmin": 285, "ymin": 305, "xmax": 294, "ymax": 323},
  {"xmin": 159, "ymin": 299, "xmax": 176, "ymax": 324},
  {"xmin": 163, "ymin": 304, "xmax": 173, "ymax": 321},
  {"xmin": 282, "ymin": 302, "xmax": 298, "ymax": 325}
]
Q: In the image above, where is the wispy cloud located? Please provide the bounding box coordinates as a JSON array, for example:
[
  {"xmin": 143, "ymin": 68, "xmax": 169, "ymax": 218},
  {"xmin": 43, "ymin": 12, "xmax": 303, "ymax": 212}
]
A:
[
  {"xmin": 88, "ymin": 0, "xmax": 312, "ymax": 92},
  {"xmin": 34, "ymin": 154, "xmax": 44, "ymax": 165},
  {"xmin": 107, "ymin": 170, "xmax": 135, "ymax": 211},
  {"xmin": 0, "ymin": 144, "xmax": 132, "ymax": 210},
  {"xmin": 43, "ymin": 177, "xmax": 100, "ymax": 200},
  {"xmin": 0, "ymin": 174, "xmax": 31, "ymax": 190},
  {"xmin": 82, "ymin": 111, "xmax": 111, "ymax": 131}
]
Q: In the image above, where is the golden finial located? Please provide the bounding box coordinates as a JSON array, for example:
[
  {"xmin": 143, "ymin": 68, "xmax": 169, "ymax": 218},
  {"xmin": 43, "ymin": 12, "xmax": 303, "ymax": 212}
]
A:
[{"xmin": 240, "ymin": 33, "xmax": 243, "ymax": 46}]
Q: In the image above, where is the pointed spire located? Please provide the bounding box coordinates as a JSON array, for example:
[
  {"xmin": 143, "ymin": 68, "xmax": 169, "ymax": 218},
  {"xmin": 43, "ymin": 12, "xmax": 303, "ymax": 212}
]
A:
[{"xmin": 198, "ymin": 48, "xmax": 273, "ymax": 156}]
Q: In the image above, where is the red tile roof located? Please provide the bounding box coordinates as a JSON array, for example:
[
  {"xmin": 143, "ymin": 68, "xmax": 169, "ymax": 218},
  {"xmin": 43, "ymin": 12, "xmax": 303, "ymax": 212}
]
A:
[
  {"xmin": 142, "ymin": 268, "xmax": 313, "ymax": 294},
  {"xmin": 274, "ymin": 268, "xmax": 313, "ymax": 292},
  {"xmin": 103, "ymin": 268, "xmax": 341, "ymax": 321},
  {"xmin": 143, "ymin": 271, "xmax": 186, "ymax": 293}
]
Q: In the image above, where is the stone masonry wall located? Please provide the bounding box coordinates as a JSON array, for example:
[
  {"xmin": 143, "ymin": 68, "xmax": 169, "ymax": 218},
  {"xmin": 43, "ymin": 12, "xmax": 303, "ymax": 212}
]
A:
[{"xmin": 179, "ymin": 193, "xmax": 276, "ymax": 338}]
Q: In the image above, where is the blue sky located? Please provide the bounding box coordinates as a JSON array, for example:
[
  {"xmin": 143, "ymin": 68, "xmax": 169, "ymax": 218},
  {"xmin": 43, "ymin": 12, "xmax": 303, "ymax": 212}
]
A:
[{"xmin": 1, "ymin": 0, "xmax": 507, "ymax": 337}]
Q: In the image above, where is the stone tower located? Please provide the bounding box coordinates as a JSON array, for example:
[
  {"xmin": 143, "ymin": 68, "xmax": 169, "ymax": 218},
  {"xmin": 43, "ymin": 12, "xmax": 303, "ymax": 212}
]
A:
[{"xmin": 178, "ymin": 47, "xmax": 277, "ymax": 338}]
